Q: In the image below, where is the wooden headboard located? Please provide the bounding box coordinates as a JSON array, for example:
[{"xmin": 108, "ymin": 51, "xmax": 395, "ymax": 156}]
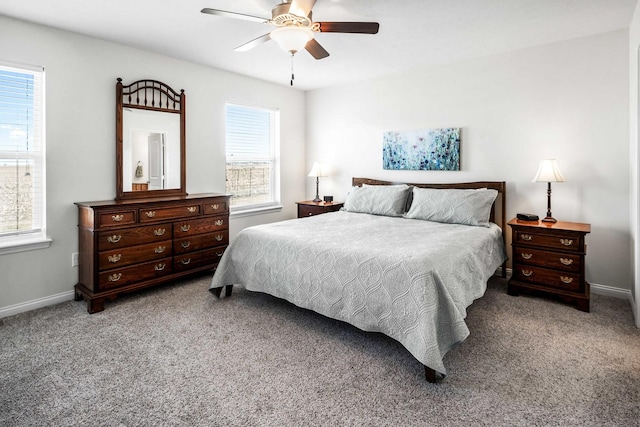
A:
[{"xmin": 352, "ymin": 177, "xmax": 507, "ymax": 277}]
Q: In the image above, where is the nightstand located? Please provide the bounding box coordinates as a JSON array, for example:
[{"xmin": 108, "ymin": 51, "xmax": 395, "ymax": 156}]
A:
[
  {"xmin": 507, "ymin": 218, "xmax": 591, "ymax": 312},
  {"xmin": 296, "ymin": 200, "xmax": 344, "ymax": 218}
]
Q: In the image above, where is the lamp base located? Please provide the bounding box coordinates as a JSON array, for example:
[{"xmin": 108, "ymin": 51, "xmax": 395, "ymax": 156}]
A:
[
  {"xmin": 541, "ymin": 216, "xmax": 557, "ymax": 223},
  {"xmin": 312, "ymin": 197, "xmax": 322, "ymax": 203}
]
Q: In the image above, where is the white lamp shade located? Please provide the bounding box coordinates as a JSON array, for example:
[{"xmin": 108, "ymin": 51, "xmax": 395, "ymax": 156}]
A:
[
  {"xmin": 270, "ymin": 26, "xmax": 313, "ymax": 54},
  {"xmin": 533, "ymin": 159, "xmax": 566, "ymax": 183},
  {"xmin": 308, "ymin": 162, "xmax": 327, "ymax": 177}
]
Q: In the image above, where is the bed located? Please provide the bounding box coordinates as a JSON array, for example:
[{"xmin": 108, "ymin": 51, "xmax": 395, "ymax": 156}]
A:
[{"xmin": 210, "ymin": 178, "xmax": 507, "ymax": 382}]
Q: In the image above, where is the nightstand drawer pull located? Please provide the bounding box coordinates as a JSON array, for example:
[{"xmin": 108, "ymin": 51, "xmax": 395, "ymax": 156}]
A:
[
  {"xmin": 155, "ymin": 263, "xmax": 166, "ymax": 271},
  {"xmin": 181, "ymin": 241, "xmax": 191, "ymax": 249},
  {"xmin": 560, "ymin": 239, "xmax": 573, "ymax": 246},
  {"xmin": 108, "ymin": 273, "xmax": 122, "ymax": 282},
  {"xmin": 211, "ymin": 204, "xmax": 220, "ymax": 210},
  {"xmin": 154, "ymin": 246, "xmax": 166, "ymax": 254},
  {"xmin": 154, "ymin": 228, "xmax": 166, "ymax": 236},
  {"xmin": 308, "ymin": 213, "xmax": 313, "ymax": 216},
  {"xmin": 521, "ymin": 253, "xmax": 533, "ymax": 260},
  {"xmin": 187, "ymin": 206, "xmax": 197, "ymax": 213},
  {"xmin": 107, "ymin": 235, "xmax": 122, "ymax": 243},
  {"xmin": 521, "ymin": 269, "xmax": 533, "ymax": 277},
  {"xmin": 145, "ymin": 211, "xmax": 156, "ymax": 218},
  {"xmin": 215, "ymin": 234, "xmax": 224, "ymax": 242},
  {"xmin": 215, "ymin": 219, "xmax": 224, "ymax": 226},
  {"xmin": 181, "ymin": 224, "xmax": 190, "ymax": 232},
  {"xmin": 108, "ymin": 254, "xmax": 122, "ymax": 263},
  {"xmin": 181, "ymin": 258, "xmax": 191, "ymax": 265},
  {"xmin": 112, "ymin": 214, "xmax": 124, "ymax": 222},
  {"xmin": 521, "ymin": 234, "xmax": 533, "ymax": 241},
  {"xmin": 560, "ymin": 276, "xmax": 573, "ymax": 284},
  {"xmin": 216, "ymin": 250, "xmax": 224, "ymax": 257},
  {"xmin": 559, "ymin": 258, "xmax": 573, "ymax": 266}
]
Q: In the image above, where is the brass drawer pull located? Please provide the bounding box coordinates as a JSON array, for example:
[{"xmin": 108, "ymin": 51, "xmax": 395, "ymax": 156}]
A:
[
  {"xmin": 181, "ymin": 258, "xmax": 191, "ymax": 265},
  {"xmin": 154, "ymin": 228, "xmax": 166, "ymax": 236},
  {"xmin": 108, "ymin": 273, "xmax": 122, "ymax": 282},
  {"xmin": 560, "ymin": 239, "xmax": 573, "ymax": 246},
  {"xmin": 181, "ymin": 241, "xmax": 191, "ymax": 249},
  {"xmin": 211, "ymin": 204, "xmax": 220, "ymax": 210},
  {"xmin": 521, "ymin": 234, "xmax": 533, "ymax": 241},
  {"xmin": 215, "ymin": 234, "xmax": 224, "ymax": 242},
  {"xmin": 145, "ymin": 211, "xmax": 156, "ymax": 218},
  {"xmin": 111, "ymin": 214, "xmax": 124, "ymax": 222},
  {"xmin": 521, "ymin": 269, "xmax": 533, "ymax": 277},
  {"xmin": 215, "ymin": 219, "xmax": 224, "ymax": 226},
  {"xmin": 521, "ymin": 253, "xmax": 533, "ymax": 260},
  {"xmin": 559, "ymin": 258, "xmax": 573, "ymax": 266},
  {"xmin": 560, "ymin": 276, "xmax": 573, "ymax": 284},
  {"xmin": 155, "ymin": 246, "xmax": 166, "ymax": 254},
  {"xmin": 107, "ymin": 235, "xmax": 122, "ymax": 243},
  {"xmin": 187, "ymin": 206, "xmax": 197, "ymax": 213},
  {"xmin": 216, "ymin": 251, "xmax": 224, "ymax": 257},
  {"xmin": 155, "ymin": 263, "xmax": 166, "ymax": 271},
  {"xmin": 108, "ymin": 254, "xmax": 122, "ymax": 263},
  {"xmin": 181, "ymin": 224, "xmax": 190, "ymax": 232}
]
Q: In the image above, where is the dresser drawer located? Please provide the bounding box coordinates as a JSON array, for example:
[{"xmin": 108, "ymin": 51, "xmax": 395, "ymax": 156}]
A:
[
  {"xmin": 514, "ymin": 230, "xmax": 580, "ymax": 252},
  {"xmin": 173, "ymin": 216, "xmax": 228, "ymax": 237},
  {"xmin": 174, "ymin": 231, "xmax": 229, "ymax": 254},
  {"xmin": 98, "ymin": 257, "xmax": 172, "ymax": 291},
  {"xmin": 174, "ymin": 246, "xmax": 227, "ymax": 272},
  {"xmin": 203, "ymin": 199, "xmax": 229, "ymax": 215},
  {"xmin": 139, "ymin": 204, "xmax": 202, "ymax": 223},
  {"xmin": 98, "ymin": 210, "xmax": 136, "ymax": 228},
  {"xmin": 98, "ymin": 240, "xmax": 172, "ymax": 270},
  {"xmin": 512, "ymin": 265, "xmax": 581, "ymax": 292},
  {"xmin": 98, "ymin": 223, "xmax": 172, "ymax": 250},
  {"xmin": 513, "ymin": 247, "xmax": 581, "ymax": 272}
]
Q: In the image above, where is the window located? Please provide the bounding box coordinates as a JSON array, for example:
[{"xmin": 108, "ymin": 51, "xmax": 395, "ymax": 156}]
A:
[
  {"xmin": 0, "ymin": 62, "xmax": 49, "ymax": 254},
  {"xmin": 225, "ymin": 103, "xmax": 280, "ymax": 213}
]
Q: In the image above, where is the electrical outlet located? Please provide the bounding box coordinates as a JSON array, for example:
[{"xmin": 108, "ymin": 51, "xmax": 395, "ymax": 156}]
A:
[{"xmin": 72, "ymin": 252, "xmax": 79, "ymax": 267}]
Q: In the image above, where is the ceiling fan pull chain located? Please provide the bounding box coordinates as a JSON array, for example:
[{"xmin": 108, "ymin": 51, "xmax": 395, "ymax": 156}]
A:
[{"xmin": 290, "ymin": 53, "xmax": 295, "ymax": 86}]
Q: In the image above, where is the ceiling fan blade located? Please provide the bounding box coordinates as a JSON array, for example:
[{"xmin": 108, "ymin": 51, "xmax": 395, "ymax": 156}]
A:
[
  {"xmin": 289, "ymin": 0, "xmax": 317, "ymax": 18},
  {"xmin": 305, "ymin": 38, "xmax": 329, "ymax": 60},
  {"xmin": 201, "ymin": 8, "xmax": 268, "ymax": 24},
  {"xmin": 234, "ymin": 34, "xmax": 272, "ymax": 52},
  {"xmin": 315, "ymin": 22, "xmax": 380, "ymax": 34}
]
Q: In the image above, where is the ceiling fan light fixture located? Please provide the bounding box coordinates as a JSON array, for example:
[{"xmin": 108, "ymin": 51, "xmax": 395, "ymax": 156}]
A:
[{"xmin": 270, "ymin": 26, "xmax": 313, "ymax": 54}]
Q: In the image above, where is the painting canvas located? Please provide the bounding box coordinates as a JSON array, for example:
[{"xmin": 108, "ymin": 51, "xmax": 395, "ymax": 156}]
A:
[{"xmin": 383, "ymin": 128, "xmax": 460, "ymax": 171}]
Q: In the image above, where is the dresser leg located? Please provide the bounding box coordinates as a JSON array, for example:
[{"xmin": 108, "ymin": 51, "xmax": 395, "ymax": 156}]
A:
[
  {"xmin": 86, "ymin": 298, "xmax": 106, "ymax": 314},
  {"xmin": 575, "ymin": 299, "xmax": 590, "ymax": 313},
  {"xmin": 507, "ymin": 284, "xmax": 519, "ymax": 296}
]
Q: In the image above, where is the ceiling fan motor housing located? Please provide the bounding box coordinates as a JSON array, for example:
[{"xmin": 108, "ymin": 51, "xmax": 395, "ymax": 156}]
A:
[{"xmin": 271, "ymin": 3, "xmax": 312, "ymax": 27}]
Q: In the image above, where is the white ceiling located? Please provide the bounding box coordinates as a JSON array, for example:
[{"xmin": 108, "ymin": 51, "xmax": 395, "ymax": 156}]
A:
[{"xmin": 1, "ymin": 0, "xmax": 637, "ymax": 91}]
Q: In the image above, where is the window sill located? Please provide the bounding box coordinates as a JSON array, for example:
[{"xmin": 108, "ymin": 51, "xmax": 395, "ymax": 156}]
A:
[
  {"xmin": 230, "ymin": 204, "xmax": 283, "ymax": 219},
  {"xmin": 0, "ymin": 236, "xmax": 53, "ymax": 255}
]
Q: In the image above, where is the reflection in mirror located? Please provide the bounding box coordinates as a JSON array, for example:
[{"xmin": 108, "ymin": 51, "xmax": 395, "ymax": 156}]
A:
[
  {"xmin": 123, "ymin": 109, "xmax": 181, "ymax": 191},
  {"xmin": 116, "ymin": 78, "xmax": 186, "ymax": 200}
]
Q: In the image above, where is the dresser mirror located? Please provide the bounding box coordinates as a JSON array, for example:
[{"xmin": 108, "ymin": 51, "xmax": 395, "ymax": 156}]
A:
[{"xmin": 115, "ymin": 78, "xmax": 187, "ymax": 200}]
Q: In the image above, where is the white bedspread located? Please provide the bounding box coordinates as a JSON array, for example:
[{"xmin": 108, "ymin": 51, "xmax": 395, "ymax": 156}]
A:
[{"xmin": 210, "ymin": 211, "xmax": 506, "ymax": 374}]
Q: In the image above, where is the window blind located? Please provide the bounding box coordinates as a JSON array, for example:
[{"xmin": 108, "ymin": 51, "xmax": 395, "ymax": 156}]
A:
[
  {"xmin": 0, "ymin": 63, "xmax": 45, "ymax": 240},
  {"xmin": 225, "ymin": 103, "xmax": 274, "ymax": 161}
]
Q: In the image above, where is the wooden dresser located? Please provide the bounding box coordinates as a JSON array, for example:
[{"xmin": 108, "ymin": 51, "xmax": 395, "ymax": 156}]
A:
[
  {"xmin": 74, "ymin": 193, "xmax": 230, "ymax": 313},
  {"xmin": 507, "ymin": 218, "xmax": 591, "ymax": 312}
]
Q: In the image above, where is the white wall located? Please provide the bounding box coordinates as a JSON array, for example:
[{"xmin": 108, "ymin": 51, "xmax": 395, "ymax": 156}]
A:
[
  {"xmin": 0, "ymin": 15, "xmax": 306, "ymax": 311},
  {"xmin": 306, "ymin": 30, "xmax": 631, "ymax": 293},
  {"xmin": 629, "ymin": 4, "xmax": 640, "ymax": 326}
]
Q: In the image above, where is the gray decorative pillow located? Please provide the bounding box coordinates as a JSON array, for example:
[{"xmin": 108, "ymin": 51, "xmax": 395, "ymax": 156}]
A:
[
  {"xmin": 403, "ymin": 187, "xmax": 498, "ymax": 227},
  {"xmin": 343, "ymin": 184, "xmax": 411, "ymax": 217}
]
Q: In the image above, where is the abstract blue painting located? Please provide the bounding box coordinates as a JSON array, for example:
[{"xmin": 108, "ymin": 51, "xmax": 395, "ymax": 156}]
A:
[{"xmin": 383, "ymin": 128, "xmax": 460, "ymax": 171}]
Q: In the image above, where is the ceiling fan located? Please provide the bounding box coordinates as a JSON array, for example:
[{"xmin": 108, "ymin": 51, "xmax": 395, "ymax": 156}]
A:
[{"xmin": 201, "ymin": 0, "xmax": 380, "ymax": 60}]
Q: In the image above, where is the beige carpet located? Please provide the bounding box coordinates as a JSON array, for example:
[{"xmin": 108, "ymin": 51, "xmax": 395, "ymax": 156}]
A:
[{"xmin": 1, "ymin": 274, "xmax": 638, "ymax": 426}]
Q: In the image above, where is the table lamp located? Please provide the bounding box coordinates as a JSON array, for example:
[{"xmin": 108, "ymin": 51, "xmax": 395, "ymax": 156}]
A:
[
  {"xmin": 308, "ymin": 162, "xmax": 327, "ymax": 203},
  {"xmin": 533, "ymin": 159, "xmax": 565, "ymax": 223}
]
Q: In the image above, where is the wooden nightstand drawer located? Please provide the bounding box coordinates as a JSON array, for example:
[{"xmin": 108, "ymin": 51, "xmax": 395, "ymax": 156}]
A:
[
  {"xmin": 514, "ymin": 230, "xmax": 580, "ymax": 252},
  {"xmin": 512, "ymin": 266, "xmax": 581, "ymax": 292},
  {"xmin": 296, "ymin": 201, "xmax": 344, "ymax": 218},
  {"xmin": 513, "ymin": 247, "xmax": 581, "ymax": 272}
]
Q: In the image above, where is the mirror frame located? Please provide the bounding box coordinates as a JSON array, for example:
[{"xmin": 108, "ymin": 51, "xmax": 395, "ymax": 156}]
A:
[{"xmin": 115, "ymin": 78, "xmax": 187, "ymax": 200}]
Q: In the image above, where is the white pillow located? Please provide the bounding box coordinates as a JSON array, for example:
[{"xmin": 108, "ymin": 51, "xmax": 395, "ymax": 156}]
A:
[
  {"xmin": 343, "ymin": 184, "xmax": 411, "ymax": 217},
  {"xmin": 403, "ymin": 187, "xmax": 498, "ymax": 227}
]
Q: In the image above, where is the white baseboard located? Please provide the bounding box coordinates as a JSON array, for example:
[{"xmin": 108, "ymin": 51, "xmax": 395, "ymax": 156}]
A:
[
  {"xmin": 590, "ymin": 282, "xmax": 632, "ymax": 300},
  {"xmin": 0, "ymin": 290, "xmax": 75, "ymax": 319}
]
